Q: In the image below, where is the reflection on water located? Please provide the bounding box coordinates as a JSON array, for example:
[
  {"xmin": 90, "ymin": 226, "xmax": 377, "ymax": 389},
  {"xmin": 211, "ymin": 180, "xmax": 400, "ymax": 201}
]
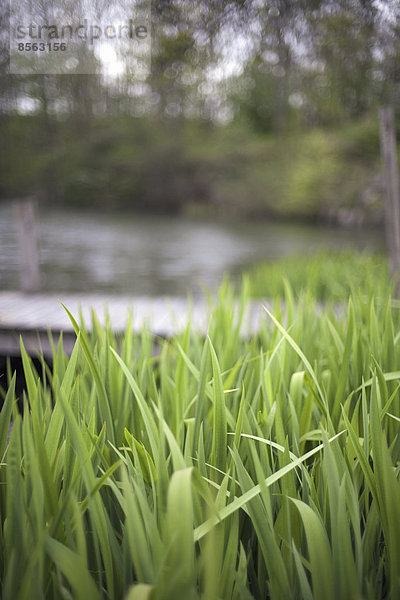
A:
[{"xmin": 0, "ymin": 203, "xmax": 385, "ymax": 295}]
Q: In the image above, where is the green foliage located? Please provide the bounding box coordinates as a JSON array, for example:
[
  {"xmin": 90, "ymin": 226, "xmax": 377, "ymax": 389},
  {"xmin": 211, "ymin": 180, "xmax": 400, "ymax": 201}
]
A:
[
  {"xmin": 246, "ymin": 251, "xmax": 390, "ymax": 301},
  {"xmin": 1, "ymin": 281, "xmax": 400, "ymax": 598},
  {"xmin": 0, "ymin": 114, "xmax": 389, "ymax": 224},
  {"xmin": 284, "ymin": 131, "xmax": 339, "ymax": 216}
]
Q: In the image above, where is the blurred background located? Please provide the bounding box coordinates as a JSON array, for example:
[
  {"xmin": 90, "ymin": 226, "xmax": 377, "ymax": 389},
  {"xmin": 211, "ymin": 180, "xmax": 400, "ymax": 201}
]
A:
[{"xmin": 0, "ymin": 0, "xmax": 399, "ymax": 297}]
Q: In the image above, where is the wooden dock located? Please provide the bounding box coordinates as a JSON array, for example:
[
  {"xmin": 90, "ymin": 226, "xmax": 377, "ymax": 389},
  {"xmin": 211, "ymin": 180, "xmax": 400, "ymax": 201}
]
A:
[{"xmin": 0, "ymin": 292, "xmax": 267, "ymax": 356}]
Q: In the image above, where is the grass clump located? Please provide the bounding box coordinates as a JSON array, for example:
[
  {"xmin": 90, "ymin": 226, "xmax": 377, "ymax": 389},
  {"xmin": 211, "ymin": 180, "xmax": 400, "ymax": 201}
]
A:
[
  {"xmin": 1, "ymin": 282, "xmax": 400, "ymax": 599},
  {"xmin": 246, "ymin": 250, "xmax": 390, "ymax": 301}
]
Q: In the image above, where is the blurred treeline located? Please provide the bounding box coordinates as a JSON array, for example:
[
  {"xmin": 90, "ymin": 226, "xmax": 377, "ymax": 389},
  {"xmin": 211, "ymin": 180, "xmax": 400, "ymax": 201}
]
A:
[{"xmin": 0, "ymin": 0, "xmax": 399, "ymax": 224}]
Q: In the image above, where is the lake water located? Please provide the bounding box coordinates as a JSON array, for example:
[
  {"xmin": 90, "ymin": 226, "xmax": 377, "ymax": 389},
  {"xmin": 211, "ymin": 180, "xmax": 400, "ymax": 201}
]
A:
[{"xmin": 0, "ymin": 202, "xmax": 385, "ymax": 295}]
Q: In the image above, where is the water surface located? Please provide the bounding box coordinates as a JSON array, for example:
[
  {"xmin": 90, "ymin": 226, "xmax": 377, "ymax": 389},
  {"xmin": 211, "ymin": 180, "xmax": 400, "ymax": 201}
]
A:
[{"xmin": 0, "ymin": 203, "xmax": 385, "ymax": 295}]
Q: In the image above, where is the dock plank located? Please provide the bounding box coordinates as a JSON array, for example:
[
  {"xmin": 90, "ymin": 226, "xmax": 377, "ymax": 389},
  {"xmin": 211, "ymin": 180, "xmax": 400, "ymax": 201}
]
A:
[{"xmin": 0, "ymin": 292, "xmax": 268, "ymax": 356}]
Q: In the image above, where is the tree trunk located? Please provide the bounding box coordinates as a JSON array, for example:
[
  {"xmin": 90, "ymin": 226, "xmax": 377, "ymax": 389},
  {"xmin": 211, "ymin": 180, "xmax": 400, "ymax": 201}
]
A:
[{"xmin": 379, "ymin": 106, "xmax": 400, "ymax": 294}]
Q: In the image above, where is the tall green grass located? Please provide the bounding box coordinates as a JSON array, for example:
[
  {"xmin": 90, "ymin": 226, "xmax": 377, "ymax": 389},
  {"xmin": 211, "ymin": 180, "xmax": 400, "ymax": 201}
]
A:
[
  {"xmin": 1, "ymin": 282, "xmax": 400, "ymax": 599},
  {"xmin": 246, "ymin": 251, "xmax": 389, "ymax": 301}
]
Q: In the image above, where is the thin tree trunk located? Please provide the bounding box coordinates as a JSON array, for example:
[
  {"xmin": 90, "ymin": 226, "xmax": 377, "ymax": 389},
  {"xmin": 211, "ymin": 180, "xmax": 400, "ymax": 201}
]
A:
[{"xmin": 379, "ymin": 106, "xmax": 400, "ymax": 294}]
